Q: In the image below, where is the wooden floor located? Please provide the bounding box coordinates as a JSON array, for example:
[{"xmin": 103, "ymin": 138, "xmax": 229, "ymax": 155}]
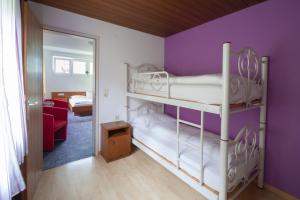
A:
[{"xmin": 33, "ymin": 150, "xmax": 283, "ymax": 200}]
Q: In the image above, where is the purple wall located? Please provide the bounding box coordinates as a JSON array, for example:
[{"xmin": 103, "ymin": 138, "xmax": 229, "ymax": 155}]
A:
[{"xmin": 164, "ymin": 0, "xmax": 300, "ymax": 198}]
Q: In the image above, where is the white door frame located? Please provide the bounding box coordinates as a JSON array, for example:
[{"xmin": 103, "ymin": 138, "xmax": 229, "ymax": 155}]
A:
[{"xmin": 43, "ymin": 25, "xmax": 100, "ymax": 155}]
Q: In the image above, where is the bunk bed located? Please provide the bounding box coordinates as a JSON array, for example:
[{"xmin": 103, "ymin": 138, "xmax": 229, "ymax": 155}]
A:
[{"xmin": 125, "ymin": 43, "xmax": 268, "ymax": 200}]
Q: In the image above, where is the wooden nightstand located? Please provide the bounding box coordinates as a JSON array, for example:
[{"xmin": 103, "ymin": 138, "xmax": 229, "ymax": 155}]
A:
[{"xmin": 101, "ymin": 121, "xmax": 131, "ymax": 162}]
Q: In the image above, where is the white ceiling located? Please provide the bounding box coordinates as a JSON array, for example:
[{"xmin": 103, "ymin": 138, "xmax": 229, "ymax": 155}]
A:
[{"xmin": 43, "ymin": 30, "xmax": 94, "ymax": 55}]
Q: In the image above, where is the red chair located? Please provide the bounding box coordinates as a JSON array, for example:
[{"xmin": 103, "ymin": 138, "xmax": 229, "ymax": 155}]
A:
[
  {"xmin": 44, "ymin": 99, "xmax": 68, "ymax": 109},
  {"xmin": 43, "ymin": 106, "xmax": 68, "ymax": 151}
]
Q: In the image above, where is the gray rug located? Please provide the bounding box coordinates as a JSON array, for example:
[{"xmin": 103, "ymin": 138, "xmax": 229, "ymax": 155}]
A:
[{"xmin": 43, "ymin": 112, "xmax": 93, "ymax": 170}]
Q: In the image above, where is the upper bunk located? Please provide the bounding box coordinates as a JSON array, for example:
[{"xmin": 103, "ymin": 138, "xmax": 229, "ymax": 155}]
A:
[{"xmin": 125, "ymin": 43, "xmax": 268, "ymax": 115}]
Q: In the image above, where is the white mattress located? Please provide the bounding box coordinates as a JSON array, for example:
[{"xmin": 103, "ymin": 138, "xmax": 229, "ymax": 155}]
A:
[
  {"xmin": 131, "ymin": 113, "xmax": 259, "ymax": 192},
  {"xmin": 69, "ymin": 96, "xmax": 92, "ymax": 107},
  {"xmin": 130, "ymin": 73, "xmax": 262, "ymax": 104}
]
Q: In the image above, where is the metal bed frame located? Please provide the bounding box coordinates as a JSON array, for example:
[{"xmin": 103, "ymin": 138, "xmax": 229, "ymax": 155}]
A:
[{"xmin": 125, "ymin": 42, "xmax": 268, "ymax": 200}]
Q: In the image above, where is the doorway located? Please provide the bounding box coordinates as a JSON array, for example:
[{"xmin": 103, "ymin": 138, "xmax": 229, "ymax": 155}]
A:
[{"xmin": 42, "ymin": 29, "xmax": 97, "ymax": 169}]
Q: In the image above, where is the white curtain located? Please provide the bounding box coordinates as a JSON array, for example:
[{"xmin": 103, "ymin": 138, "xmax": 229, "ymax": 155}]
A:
[{"xmin": 0, "ymin": 0, "xmax": 28, "ymax": 199}]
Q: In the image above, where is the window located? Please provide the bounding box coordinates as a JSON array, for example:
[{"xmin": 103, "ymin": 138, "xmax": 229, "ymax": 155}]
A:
[
  {"xmin": 52, "ymin": 56, "xmax": 92, "ymax": 76},
  {"xmin": 73, "ymin": 60, "xmax": 87, "ymax": 75},
  {"xmin": 54, "ymin": 58, "xmax": 71, "ymax": 74}
]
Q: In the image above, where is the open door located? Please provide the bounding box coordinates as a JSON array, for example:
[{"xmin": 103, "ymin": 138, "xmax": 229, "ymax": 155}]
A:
[{"xmin": 22, "ymin": 1, "xmax": 43, "ymax": 199}]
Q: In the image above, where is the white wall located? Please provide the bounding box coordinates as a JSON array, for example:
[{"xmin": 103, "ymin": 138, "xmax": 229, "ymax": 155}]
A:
[
  {"xmin": 44, "ymin": 50, "xmax": 93, "ymax": 98},
  {"xmin": 31, "ymin": 2, "xmax": 164, "ymax": 150}
]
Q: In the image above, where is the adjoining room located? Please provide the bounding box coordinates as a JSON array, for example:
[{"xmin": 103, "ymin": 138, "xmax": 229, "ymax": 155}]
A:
[{"xmin": 42, "ymin": 30, "xmax": 95, "ymax": 169}]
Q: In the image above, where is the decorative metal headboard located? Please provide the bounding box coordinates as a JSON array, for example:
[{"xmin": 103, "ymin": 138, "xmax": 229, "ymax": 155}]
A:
[
  {"xmin": 137, "ymin": 63, "xmax": 163, "ymax": 73},
  {"xmin": 236, "ymin": 48, "xmax": 259, "ymax": 81},
  {"xmin": 232, "ymin": 47, "xmax": 261, "ymax": 105},
  {"xmin": 227, "ymin": 126, "xmax": 258, "ymax": 192},
  {"xmin": 126, "ymin": 63, "xmax": 163, "ymax": 74},
  {"xmin": 127, "ymin": 102, "xmax": 163, "ymax": 114},
  {"xmin": 127, "ymin": 102, "xmax": 163, "ymax": 122},
  {"xmin": 126, "ymin": 63, "xmax": 169, "ymax": 96}
]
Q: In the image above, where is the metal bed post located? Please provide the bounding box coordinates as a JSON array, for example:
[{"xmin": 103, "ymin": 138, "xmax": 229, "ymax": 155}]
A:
[
  {"xmin": 220, "ymin": 42, "xmax": 231, "ymax": 200},
  {"xmin": 257, "ymin": 56, "xmax": 268, "ymax": 188},
  {"xmin": 176, "ymin": 106, "xmax": 180, "ymax": 169},
  {"xmin": 199, "ymin": 111, "xmax": 204, "ymax": 185}
]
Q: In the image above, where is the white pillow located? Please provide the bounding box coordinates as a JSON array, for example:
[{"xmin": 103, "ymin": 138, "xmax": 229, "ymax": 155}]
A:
[
  {"xmin": 131, "ymin": 113, "xmax": 174, "ymax": 129},
  {"xmin": 70, "ymin": 95, "xmax": 86, "ymax": 99},
  {"xmin": 149, "ymin": 112, "xmax": 175, "ymax": 124}
]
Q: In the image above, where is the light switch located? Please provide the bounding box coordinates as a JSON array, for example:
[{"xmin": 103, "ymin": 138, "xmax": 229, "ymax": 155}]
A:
[{"xmin": 104, "ymin": 89, "xmax": 109, "ymax": 97}]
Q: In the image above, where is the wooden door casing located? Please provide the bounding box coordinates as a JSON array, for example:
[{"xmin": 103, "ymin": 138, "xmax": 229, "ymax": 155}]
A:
[{"xmin": 22, "ymin": 1, "xmax": 43, "ymax": 199}]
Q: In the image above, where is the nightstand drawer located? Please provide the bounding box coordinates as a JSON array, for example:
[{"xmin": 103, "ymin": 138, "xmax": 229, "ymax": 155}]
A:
[{"xmin": 107, "ymin": 135, "xmax": 131, "ymax": 160}]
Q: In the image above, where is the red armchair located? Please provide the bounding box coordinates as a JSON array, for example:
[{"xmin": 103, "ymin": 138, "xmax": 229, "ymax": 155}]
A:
[
  {"xmin": 44, "ymin": 99, "xmax": 68, "ymax": 109},
  {"xmin": 43, "ymin": 106, "xmax": 68, "ymax": 151}
]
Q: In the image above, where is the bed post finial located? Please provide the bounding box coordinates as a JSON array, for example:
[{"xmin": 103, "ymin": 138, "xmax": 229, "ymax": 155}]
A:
[
  {"xmin": 220, "ymin": 42, "xmax": 231, "ymax": 200},
  {"xmin": 257, "ymin": 56, "xmax": 268, "ymax": 188}
]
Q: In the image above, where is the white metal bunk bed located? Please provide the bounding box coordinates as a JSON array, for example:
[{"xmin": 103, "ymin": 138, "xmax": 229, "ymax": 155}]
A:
[{"xmin": 125, "ymin": 43, "xmax": 268, "ymax": 200}]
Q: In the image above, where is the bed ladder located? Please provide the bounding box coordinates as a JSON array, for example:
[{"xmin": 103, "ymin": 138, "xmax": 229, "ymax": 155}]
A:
[{"xmin": 176, "ymin": 106, "xmax": 205, "ymax": 185}]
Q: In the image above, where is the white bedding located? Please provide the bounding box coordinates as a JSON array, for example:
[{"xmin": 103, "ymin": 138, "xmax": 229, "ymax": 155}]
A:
[
  {"xmin": 69, "ymin": 95, "xmax": 92, "ymax": 107},
  {"xmin": 130, "ymin": 73, "xmax": 262, "ymax": 104},
  {"xmin": 131, "ymin": 113, "xmax": 259, "ymax": 191}
]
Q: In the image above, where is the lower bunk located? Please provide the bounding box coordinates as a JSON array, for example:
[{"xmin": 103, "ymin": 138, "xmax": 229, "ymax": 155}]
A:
[{"xmin": 130, "ymin": 112, "xmax": 260, "ymax": 200}]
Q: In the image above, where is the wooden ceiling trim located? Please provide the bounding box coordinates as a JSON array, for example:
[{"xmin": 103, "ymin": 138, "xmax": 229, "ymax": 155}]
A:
[{"xmin": 31, "ymin": 0, "xmax": 266, "ymax": 37}]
